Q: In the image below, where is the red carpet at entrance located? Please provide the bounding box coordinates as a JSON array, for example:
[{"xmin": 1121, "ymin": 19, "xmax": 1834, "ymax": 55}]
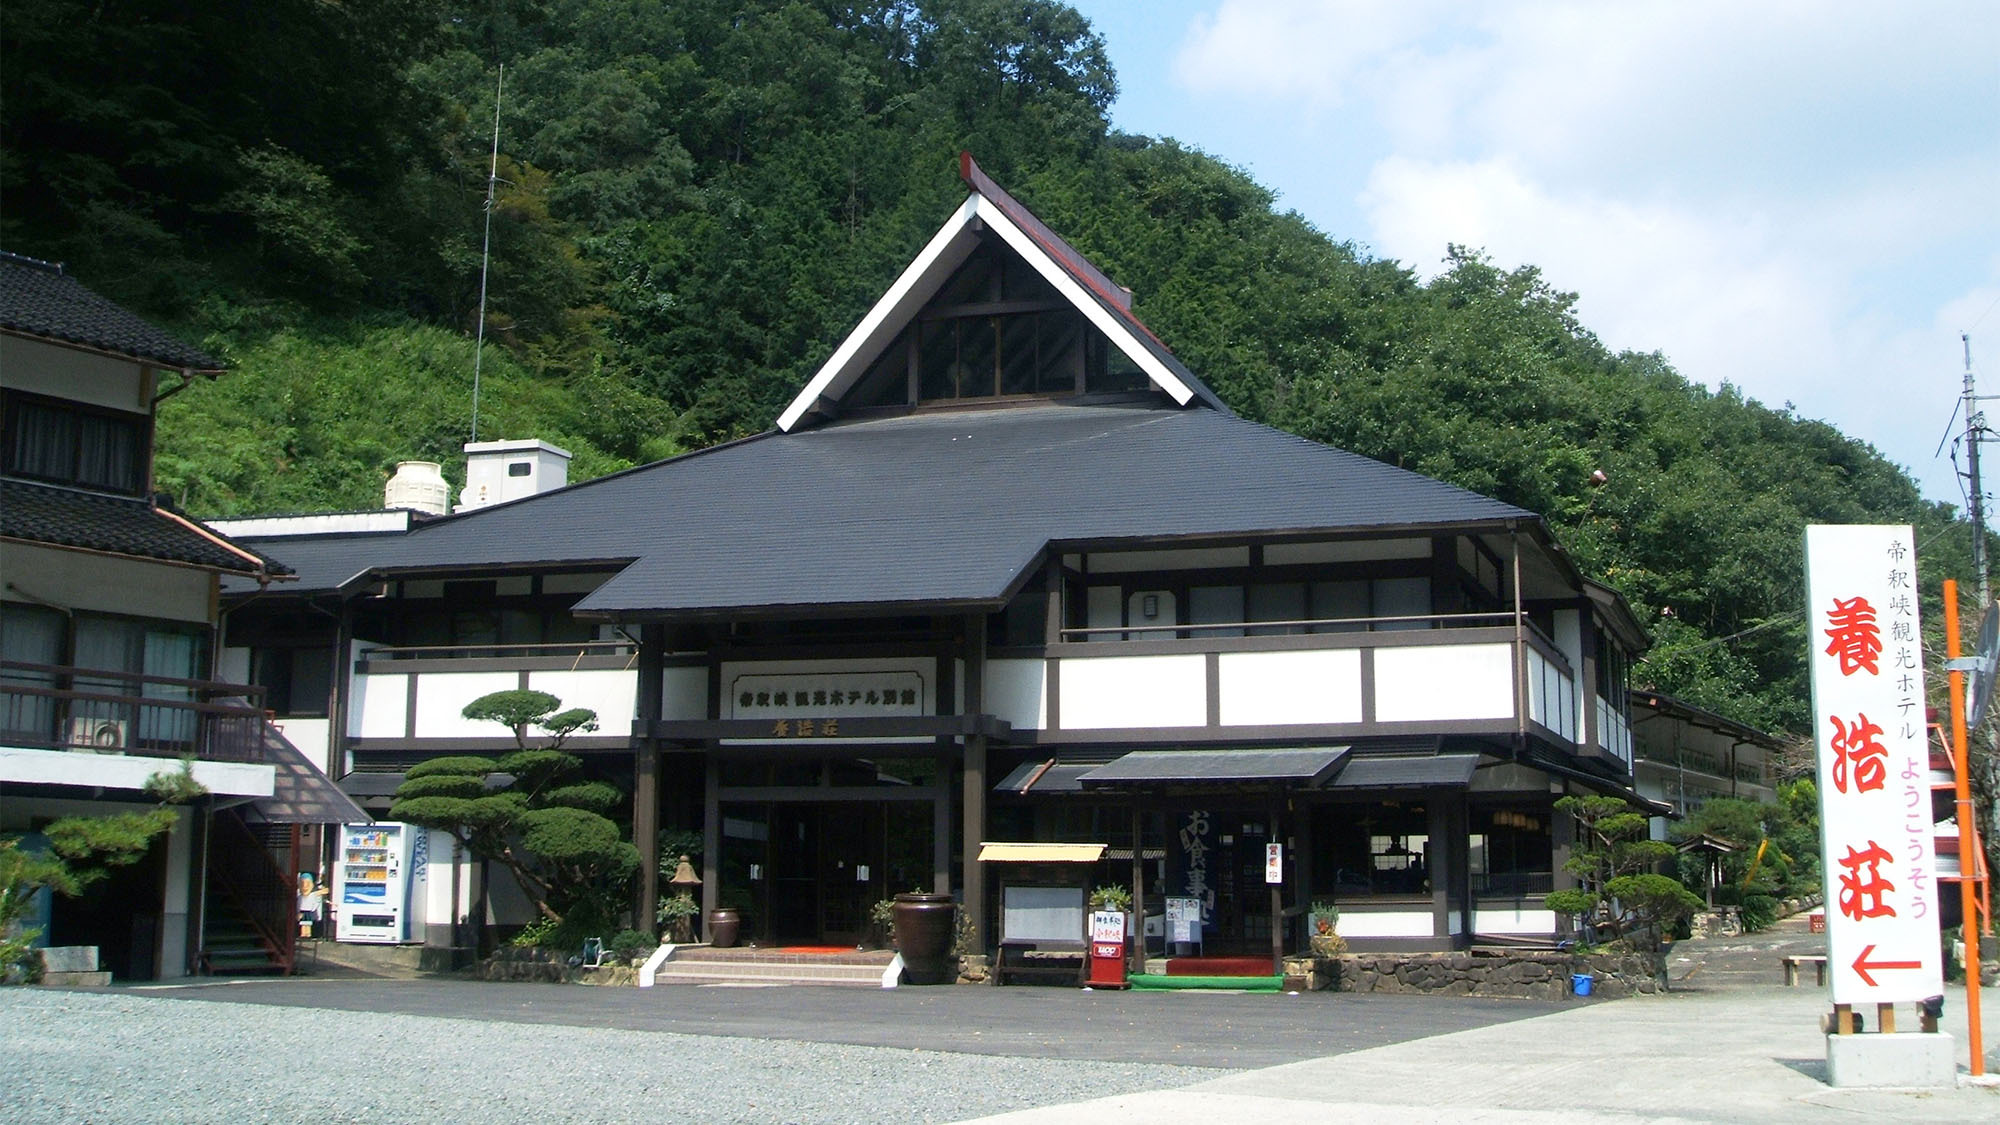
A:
[
  {"xmin": 772, "ymin": 946, "xmax": 856, "ymax": 955},
  {"xmin": 1164, "ymin": 956, "xmax": 1278, "ymax": 977}
]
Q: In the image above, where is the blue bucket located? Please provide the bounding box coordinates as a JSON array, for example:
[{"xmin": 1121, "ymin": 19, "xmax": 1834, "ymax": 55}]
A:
[{"xmin": 1571, "ymin": 973, "xmax": 1594, "ymax": 997}]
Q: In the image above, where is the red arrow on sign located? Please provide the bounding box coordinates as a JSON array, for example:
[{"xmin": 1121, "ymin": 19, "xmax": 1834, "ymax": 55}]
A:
[{"xmin": 1850, "ymin": 944, "xmax": 1923, "ymax": 987}]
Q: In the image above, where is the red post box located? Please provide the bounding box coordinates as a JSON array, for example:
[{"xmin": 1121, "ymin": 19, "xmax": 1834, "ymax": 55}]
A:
[{"xmin": 1085, "ymin": 909, "xmax": 1129, "ymax": 989}]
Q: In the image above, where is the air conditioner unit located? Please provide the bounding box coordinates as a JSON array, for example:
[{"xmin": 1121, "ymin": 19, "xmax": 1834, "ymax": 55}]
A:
[{"xmin": 66, "ymin": 717, "xmax": 128, "ymax": 752}]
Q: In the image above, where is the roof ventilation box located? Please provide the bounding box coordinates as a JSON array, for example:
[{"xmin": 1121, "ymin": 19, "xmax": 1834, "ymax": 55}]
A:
[
  {"xmin": 384, "ymin": 461, "xmax": 450, "ymax": 515},
  {"xmin": 459, "ymin": 438, "xmax": 570, "ymax": 512}
]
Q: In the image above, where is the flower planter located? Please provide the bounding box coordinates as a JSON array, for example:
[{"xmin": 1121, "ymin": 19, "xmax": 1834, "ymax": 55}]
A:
[
  {"xmin": 892, "ymin": 893, "xmax": 956, "ymax": 984},
  {"xmin": 707, "ymin": 907, "xmax": 741, "ymax": 948}
]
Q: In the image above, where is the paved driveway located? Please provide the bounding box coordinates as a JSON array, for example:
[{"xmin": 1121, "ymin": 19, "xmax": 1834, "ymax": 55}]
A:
[{"xmin": 133, "ymin": 976, "xmax": 1561, "ymax": 1068}]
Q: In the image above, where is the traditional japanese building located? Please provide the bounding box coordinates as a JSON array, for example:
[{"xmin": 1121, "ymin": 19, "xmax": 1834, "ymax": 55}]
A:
[
  {"xmin": 219, "ymin": 157, "xmax": 1659, "ymax": 957},
  {"xmin": 1, "ymin": 252, "xmax": 359, "ymax": 980}
]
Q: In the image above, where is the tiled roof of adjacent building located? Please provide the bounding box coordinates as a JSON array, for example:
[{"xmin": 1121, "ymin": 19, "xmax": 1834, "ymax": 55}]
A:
[
  {"xmin": 3, "ymin": 479, "xmax": 289, "ymax": 577},
  {"xmin": 228, "ymin": 401, "xmax": 1533, "ymax": 612},
  {"xmin": 0, "ymin": 251, "xmax": 225, "ymax": 371}
]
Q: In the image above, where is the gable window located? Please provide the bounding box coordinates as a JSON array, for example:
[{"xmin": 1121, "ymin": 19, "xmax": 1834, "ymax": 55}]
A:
[{"xmin": 3, "ymin": 393, "xmax": 146, "ymax": 495}]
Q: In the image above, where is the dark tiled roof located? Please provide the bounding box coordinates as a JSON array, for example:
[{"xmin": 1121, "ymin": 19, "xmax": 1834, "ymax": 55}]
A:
[
  {"xmin": 0, "ymin": 252, "xmax": 224, "ymax": 371},
  {"xmin": 1078, "ymin": 746, "xmax": 1349, "ymax": 787},
  {"xmin": 228, "ymin": 402, "xmax": 1537, "ymax": 610},
  {"xmin": 2, "ymin": 479, "xmax": 287, "ymax": 577},
  {"xmin": 1326, "ymin": 753, "xmax": 1483, "ymax": 789}
]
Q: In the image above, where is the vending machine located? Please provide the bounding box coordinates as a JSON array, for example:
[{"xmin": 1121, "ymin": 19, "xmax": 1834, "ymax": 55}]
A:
[{"xmin": 335, "ymin": 823, "xmax": 426, "ymax": 943}]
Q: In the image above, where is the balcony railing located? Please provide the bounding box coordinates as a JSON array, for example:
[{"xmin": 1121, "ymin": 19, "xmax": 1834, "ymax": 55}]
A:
[{"xmin": 0, "ymin": 659, "xmax": 270, "ymax": 763}]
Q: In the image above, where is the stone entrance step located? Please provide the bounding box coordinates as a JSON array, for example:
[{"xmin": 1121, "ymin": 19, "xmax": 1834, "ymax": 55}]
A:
[{"xmin": 650, "ymin": 946, "xmax": 897, "ymax": 988}]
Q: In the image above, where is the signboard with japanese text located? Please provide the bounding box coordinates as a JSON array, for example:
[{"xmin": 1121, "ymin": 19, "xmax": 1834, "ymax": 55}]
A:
[
  {"xmin": 1804, "ymin": 524, "xmax": 1943, "ymax": 1004},
  {"xmin": 1265, "ymin": 842, "xmax": 1283, "ymax": 885}
]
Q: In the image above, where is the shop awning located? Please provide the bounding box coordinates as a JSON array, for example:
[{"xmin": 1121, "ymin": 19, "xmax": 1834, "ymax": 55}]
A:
[
  {"xmin": 1326, "ymin": 753, "xmax": 1482, "ymax": 790},
  {"xmin": 993, "ymin": 760, "xmax": 1101, "ymax": 794},
  {"xmin": 977, "ymin": 842, "xmax": 1107, "ymax": 863},
  {"xmin": 1077, "ymin": 746, "xmax": 1348, "ymax": 789}
]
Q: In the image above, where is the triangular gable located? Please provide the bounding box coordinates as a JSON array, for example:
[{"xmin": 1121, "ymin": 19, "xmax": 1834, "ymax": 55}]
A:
[{"xmin": 777, "ymin": 154, "xmax": 1227, "ymax": 432}]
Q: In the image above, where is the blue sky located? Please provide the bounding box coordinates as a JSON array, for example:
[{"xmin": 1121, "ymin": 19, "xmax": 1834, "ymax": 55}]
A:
[{"xmin": 1067, "ymin": 1, "xmax": 2000, "ymax": 507}]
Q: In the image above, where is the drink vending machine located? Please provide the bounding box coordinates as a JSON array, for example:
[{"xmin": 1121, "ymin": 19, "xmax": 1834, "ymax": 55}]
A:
[{"xmin": 335, "ymin": 823, "xmax": 428, "ymax": 943}]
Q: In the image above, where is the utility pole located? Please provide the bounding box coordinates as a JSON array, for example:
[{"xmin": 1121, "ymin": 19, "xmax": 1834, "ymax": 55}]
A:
[{"xmin": 1966, "ymin": 335, "xmax": 1991, "ymax": 610}]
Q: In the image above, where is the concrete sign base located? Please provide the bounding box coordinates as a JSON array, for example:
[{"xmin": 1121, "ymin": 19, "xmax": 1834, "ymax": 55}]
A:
[{"xmin": 1824, "ymin": 1032, "xmax": 1956, "ymax": 1088}]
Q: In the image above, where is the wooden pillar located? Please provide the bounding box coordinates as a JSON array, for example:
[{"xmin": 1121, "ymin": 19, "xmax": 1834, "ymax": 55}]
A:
[
  {"xmin": 633, "ymin": 625, "xmax": 665, "ymax": 930},
  {"xmin": 933, "ymin": 752, "xmax": 952, "ymax": 895},
  {"xmin": 961, "ymin": 613, "xmax": 989, "ymax": 949},
  {"xmin": 700, "ymin": 756, "xmax": 720, "ymax": 937},
  {"xmin": 1130, "ymin": 804, "xmax": 1145, "ymax": 971},
  {"xmin": 1429, "ymin": 797, "xmax": 1453, "ymax": 945}
]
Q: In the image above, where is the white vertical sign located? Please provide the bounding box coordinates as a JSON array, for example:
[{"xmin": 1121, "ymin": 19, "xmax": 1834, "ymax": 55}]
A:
[
  {"xmin": 1804, "ymin": 525, "xmax": 1943, "ymax": 1004},
  {"xmin": 1265, "ymin": 842, "xmax": 1283, "ymax": 885}
]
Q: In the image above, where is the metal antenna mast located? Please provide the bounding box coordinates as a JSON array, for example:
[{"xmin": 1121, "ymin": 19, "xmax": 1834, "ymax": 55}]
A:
[
  {"xmin": 1966, "ymin": 333, "xmax": 1990, "ymax": 609},
  {"xmin": 470, "ymin": 65, "xmax": 504, "ymax": 443}
]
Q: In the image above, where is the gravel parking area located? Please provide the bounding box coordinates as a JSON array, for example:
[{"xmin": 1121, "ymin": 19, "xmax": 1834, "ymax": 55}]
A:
[{"xmin": 4, "ymin": 988, "xmax": 1207, "ymax": 1124}]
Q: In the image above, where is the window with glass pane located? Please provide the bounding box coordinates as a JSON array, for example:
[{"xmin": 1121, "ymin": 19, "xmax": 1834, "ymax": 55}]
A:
[
  {"xmin": 1247, "ymin": 583, "xmax": 1306, "ymax": 636},
  {"xmin": 1, "ymin": 602, "xmax": 64, "ymax": 741},
  {"xmin": 3, "ymin": 396, "xmax": 144, "ymax": 494},
  {"xmin": 1188, "ymin": 586, "xmax": 1245, "ymax": 638},
  {"xmin": 1309, "ymin": 580, "xmax": 1369, "ymax": 633},
  {"xmin": 1469, "ymin": 806, "xmax": 1553, "ymax": 895},
  {"xmin": 998, "ymin": 313, "xmax": 1040, "ymax": 395},
  {"xmin": 1318, "ymin": 802, "xmax": 1431, "ymax": 896},
  {"xmin": 1372, "ymin": 576, "xmax": 1432, "ymax": 631}
]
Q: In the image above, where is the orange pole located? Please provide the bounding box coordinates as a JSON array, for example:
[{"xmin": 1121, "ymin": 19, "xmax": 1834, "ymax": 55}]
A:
[{"xmin": 1943, "ymin": 579, "xmax": 1984, "ymax": 1075}]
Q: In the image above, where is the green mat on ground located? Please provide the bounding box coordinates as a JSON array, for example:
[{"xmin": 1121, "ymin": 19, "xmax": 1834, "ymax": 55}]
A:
[{"xmin": 1128, "ymin": 973, "xmax": 1284, "ymax": 991}]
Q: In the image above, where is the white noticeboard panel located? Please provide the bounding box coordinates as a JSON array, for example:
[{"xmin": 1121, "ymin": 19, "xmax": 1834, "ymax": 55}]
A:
[
  {"xmin": 1265, "ymin": 842, "xmax": 1283, "ymax": 885},
  {"xmin": 1804, "ymin": 524, "xmax": 1943, "ymax": 1004},
  {"xmin": 1166, "ymin": 896, "xmax": 1200, "ymax": 942},
  {"xmin": 1090, "ymin": 910, "xmax": 1126, "ymax": 944}
]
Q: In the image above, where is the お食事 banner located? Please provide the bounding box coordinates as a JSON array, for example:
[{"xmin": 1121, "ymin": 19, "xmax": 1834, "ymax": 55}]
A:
[{"xmin": 1803, "ymin": 524, "xmax": 1943, "ymax": 1004}]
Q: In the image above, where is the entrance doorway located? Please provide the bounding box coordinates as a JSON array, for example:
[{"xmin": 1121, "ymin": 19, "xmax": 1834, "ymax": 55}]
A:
[{"xmin": 724, "ymin": 801, "xmax": 932, "ymax": 946}]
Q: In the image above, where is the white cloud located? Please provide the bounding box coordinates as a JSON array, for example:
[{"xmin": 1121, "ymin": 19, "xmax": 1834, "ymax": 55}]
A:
[{"xmin": 1166, "ymin": 0, "xmax": 2000, "ymax": 501}]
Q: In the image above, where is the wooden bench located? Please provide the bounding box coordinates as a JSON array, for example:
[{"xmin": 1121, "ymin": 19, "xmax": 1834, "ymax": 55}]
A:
[
  {"xmin": 993, "ymin": 939, "xmax": 1086, "ymax": 986},
  {"xmin": 1782, "ymin": 954, "xmax": 1827, "ymax": 986}
]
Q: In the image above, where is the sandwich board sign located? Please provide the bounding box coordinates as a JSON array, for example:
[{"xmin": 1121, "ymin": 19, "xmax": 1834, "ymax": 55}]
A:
[{"xmin": 1803, "ymin": 525, "xmax": 1943, "ymax": 1004}]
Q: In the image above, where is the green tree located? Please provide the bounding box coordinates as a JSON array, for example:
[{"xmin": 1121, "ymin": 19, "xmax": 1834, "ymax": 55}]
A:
[
  {"xmin": 388, "ymin": 690, "xmax": 635, "ymax": 944},
  {"xmin": 1545, "ymin": 795, "xmax": 1701, "ymax": 949}
]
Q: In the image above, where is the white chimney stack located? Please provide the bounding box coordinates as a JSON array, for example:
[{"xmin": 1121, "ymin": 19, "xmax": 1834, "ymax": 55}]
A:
[
  {"xmin": 459, "ymin": 438, "xmax": 571, "ymax": 512},
  {"xmin": 384, "ymin": 461, "xmax": 450, "ymax": 516}
]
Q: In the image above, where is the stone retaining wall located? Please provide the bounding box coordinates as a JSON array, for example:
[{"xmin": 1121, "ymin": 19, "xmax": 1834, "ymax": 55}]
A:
[{"xmin": 1282, "ymin": 948, "xmax": 1669, "ymax": 1000}]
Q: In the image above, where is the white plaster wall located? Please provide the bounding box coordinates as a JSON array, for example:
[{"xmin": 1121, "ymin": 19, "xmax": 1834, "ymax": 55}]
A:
[
  {"xmin": 1263, "ymin": 538, "xmax": 1430, "ymax": 565},
  {"xmin": 159, "ymin": 807, "xmax": 194, "ymax": 977},
  {"xmin": 1474, "ymin": 908, "xmax": 1558, "ymax": 934},
  {"xmin": 1217, "ymin": 649, "xmax": 1362, "ymax": 725},
  {"xmin": 215, "ymin": 646, "xmax": 252, "ymax": 684},
  {"xmin": 984, "ymin": 658, "xmax": 1048, "ymax": 730},
  {"xmin": 272, "ymin": 718, "xmax": 333, "ymax": 774},
  {"xmin": 1374, "ymin": 643, "xmax": 1513, "ymax": 723},
  {"xmin": 413, "ymin": 672, "xmax": 522, "ymax": 738},
  {"xmin": 1335, "ymin": 910, "xmax": 1435, "ymax": 938},
  {"xmin": 351, "ymin": 672, "xmax": 409, "ymax": 739},
  {"xmin": 1, "ymin": 543, "xmax": 212, "ymax": 623},
  {"xmin": 1085, "ymin": 546, "xmax": 1251, "ymax": 573},
  {"xmin": 661, "ymin": 666, "xmax": 709, "ymax": 720},
  {"xmin": 528, "ymin": 669, "xmax": 636, "ymax": 736},
  {"xmin": 1056, "ymin": 655, "xmax": 1206, "ymax": 729},
  {"xmin": 0, "ymin": 335, "xmax": 147, "ymax": 411}
]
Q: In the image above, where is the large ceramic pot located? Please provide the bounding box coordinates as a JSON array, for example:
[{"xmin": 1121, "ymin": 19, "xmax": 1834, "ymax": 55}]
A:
[
  {"xmin": 892, "ymin": 893, "xmax": 957, "ymax": 984},
  {"xmin": 707, "ymin": 908, "xmax": 741, "ymax": 948}
]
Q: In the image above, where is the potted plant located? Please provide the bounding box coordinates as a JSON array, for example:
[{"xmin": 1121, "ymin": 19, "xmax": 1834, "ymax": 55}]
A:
[
  {"xmin": 1088, "ymin": 885, "xmax": 1133, "ymax": 914},
  {"xmin": 1308, "ymin": 900, "xmax": 1347, "ymax": 957},
  {"xmin": 892, "ymin": 889, "xmax": 957, "ymax": 984},
  {"xmin": 869, "ymin": 896, "xmax": 898, "ymax": 949}
]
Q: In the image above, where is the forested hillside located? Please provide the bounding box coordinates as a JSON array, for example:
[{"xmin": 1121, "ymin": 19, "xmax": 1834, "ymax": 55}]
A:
[{"xmin": 2, "ymin": 1, "xmax": 1981, "ymax": 736}]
